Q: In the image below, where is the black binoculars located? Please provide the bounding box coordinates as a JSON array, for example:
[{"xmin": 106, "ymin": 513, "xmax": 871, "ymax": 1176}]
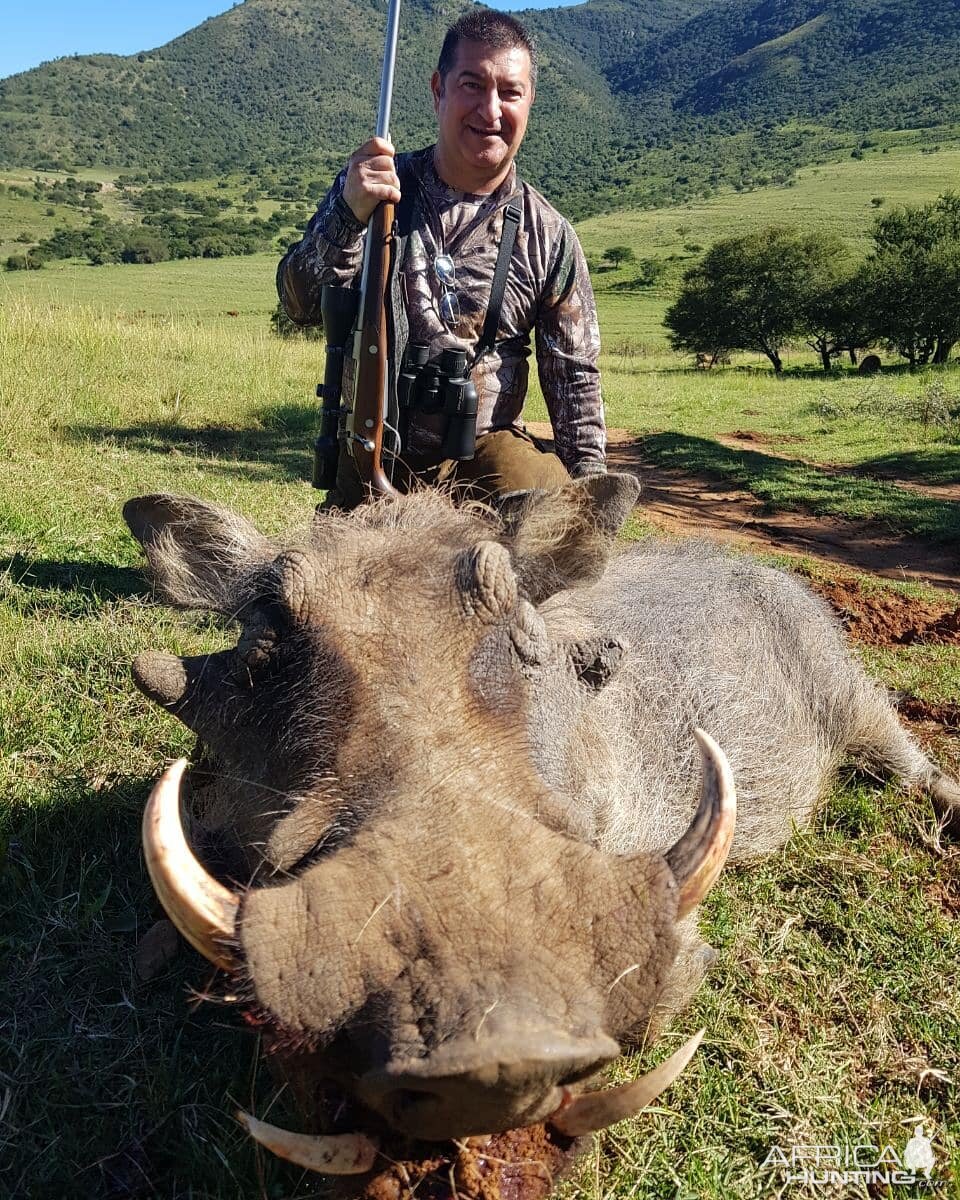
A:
[
  {"xmin": 313, "ymin": 287, "xmax": 480, "ymax": 490},
  {"xmin": 399, "ymin": 343, "xmax": 479, "ymax": 462}
]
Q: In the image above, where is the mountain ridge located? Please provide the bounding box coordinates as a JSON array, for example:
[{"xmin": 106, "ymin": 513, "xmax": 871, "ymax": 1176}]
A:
[{"xmin": 1, "ymin": 0, "xmax": 959, "ymax": 217}]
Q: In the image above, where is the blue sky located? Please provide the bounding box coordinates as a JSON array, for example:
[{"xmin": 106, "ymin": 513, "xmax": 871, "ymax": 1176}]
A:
[{"xmin": 1, "ymin": 0, "xmax": 579, "ymax": 80}]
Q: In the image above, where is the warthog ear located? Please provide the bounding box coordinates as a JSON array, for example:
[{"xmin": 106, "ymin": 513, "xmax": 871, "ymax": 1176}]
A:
[
  {"xmin": 568, "ymin": 636, "xmax": 626, "ymax": 690},
  {"xmin": 123, "ymin": 494, "xmax": 273, "ymax": 612},
  {"xmin": 497, "ymin": 472, "xmax": 641, "ymax": 603}
]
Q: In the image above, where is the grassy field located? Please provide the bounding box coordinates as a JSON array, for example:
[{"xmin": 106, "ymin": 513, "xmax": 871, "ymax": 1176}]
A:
[
  {"xmin": 0, "ymin": 250, "xmax": 281, "ymax": 329},
  {"xmin": 580, "ymin": 138, "xmax": 960, "ymax": 260},
  {"xmin": 1, "ymin": 291, "xmax": 959, "ymax": 1198}
]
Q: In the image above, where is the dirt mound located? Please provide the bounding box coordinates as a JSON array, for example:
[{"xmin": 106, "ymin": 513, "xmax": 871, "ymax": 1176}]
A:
[
  {"xmin": 896, "ymin": 695, "xmax": 960, "ymax": 729},
  {"xmin": 804, "ymin": 574, "xmax": 960, "ymax": 648},
  {"xmin": 722, "ymin": 430, "xmax": 805, "ymax": 448},
  {"xmin": 359, "ymin": 1126, "xmax": 577, "ymax": 1200}
]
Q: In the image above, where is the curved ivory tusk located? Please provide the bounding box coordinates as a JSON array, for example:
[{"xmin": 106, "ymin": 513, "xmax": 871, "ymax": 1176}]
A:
[
  {"xmin": 236, "ymin": 1110, "xmax": 379, "ymax": 1174},
  {"xmin": 665, "ymin": 729, "xmax": 736, "ymax": 918},
  {"xmin": 549, "ymin": 1029, "xmax": 704, "ymax": 1136},
  {"xmin": 142, "ymin": 758, "xmax": 240, "ymax": 971}
]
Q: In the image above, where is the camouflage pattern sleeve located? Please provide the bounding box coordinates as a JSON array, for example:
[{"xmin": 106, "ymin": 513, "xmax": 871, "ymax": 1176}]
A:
[
  {"xmin": 276, "ymin": 169, "xmax": 366, "ymax": 325},
  {"xmin": 534, "ymin": 223, "xmax": 606, "ymax": 477}
]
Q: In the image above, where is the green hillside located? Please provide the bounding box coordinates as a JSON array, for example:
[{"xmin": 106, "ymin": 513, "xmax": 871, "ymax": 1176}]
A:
[
  {"xmin": 2, "ymin": 0, "xmax": 960, "ymax": 218},
  {"xmin": 0, "ymin": 0, "xmax": 628, "ymax": 206},
  {"xmin": 610, "ymin": 0, "xmax": 960, "ymax": 132}
]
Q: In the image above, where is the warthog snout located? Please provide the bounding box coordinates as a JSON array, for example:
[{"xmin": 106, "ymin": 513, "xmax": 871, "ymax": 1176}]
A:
[{"xmin": 355, "ymin": 1027, "xmax": 620, "ymax": 1138}]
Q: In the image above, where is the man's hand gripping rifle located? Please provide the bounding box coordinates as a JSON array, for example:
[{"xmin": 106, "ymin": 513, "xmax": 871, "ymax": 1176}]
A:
[{"xmin": 313, "ymin": 0, "xmax": 402, "ymax": 499}]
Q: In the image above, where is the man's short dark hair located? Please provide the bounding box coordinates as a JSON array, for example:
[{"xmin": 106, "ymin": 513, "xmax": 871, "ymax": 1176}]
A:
[{"xmin": 437, "ymin": 9, "xmax": 538, "ymax": 88}]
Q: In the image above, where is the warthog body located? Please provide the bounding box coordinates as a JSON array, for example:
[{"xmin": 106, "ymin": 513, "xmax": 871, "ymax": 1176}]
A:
[{"xmin": 125, "ymin": 475, "xmax": 959, "ymax": 1189}]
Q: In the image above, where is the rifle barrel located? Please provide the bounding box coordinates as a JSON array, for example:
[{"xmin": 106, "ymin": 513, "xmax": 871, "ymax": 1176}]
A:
[
  {"xmin": 348, "ymin": 0, "xmax": 403, "ymax": 498},
  {"xmin": 376, "ymin": 0, "xmax": 402, "ymax": 140}
]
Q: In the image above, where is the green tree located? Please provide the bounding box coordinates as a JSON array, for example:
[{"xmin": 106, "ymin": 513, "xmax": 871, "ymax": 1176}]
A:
[
  {"xmin": 603, "ymin": 245, "xmax": 636, "ymax": 269},
  {"xmin": 661, "ymin": 269, "xmax": 737, "ymax": 367},
  {"xmin": 793, "ymin": 235, "xmax": 871, "ymax": 373},
  {"xmin": 864, "ymin": 194, "xmax": 960, "ymax": 365},
  {"xmin": 120, "ymin": 231, "xmax": 171, "ymax": 264},
  {"xmin": 665, "ymin": 227, "xmax": 816, "ymax": 373}
]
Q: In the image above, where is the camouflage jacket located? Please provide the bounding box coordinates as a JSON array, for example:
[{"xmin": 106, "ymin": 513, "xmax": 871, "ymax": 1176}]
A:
[{"xmin": 277, "ymin": 146, "xmax": 605, "ymax": 475}]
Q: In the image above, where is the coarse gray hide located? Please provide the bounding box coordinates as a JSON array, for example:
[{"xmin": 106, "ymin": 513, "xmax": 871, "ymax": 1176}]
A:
[{"xmin": 125, "ymin": 474, "xmax": 959, "ymax": 1150}]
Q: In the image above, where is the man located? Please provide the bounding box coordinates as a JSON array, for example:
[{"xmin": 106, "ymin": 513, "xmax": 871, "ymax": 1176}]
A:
[{"xmin": 278, "ymin": 9, "xmax": 606, "ymax": 508}]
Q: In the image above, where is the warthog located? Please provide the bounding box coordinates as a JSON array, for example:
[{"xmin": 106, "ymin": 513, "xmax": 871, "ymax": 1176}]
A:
[{"xmin": 124, "ymin": 474, "xmax": 959, "ymax": 1195}]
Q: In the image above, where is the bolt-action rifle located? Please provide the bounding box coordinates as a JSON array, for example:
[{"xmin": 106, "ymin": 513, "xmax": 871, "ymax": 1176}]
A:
[{"xmin": 313, "ymin": 0, "xmax": 401, "ymax": 500}]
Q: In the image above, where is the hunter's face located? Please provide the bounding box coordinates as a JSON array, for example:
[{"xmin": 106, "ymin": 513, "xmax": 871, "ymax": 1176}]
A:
[{"xmin": 431, "ymin": 40, "xmax": 534, "ymax": 193}]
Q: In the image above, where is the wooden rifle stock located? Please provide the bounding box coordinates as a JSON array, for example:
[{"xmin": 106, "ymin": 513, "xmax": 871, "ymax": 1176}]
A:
[{"xmin": 350, "ymin": 199, "xmax": 398, "ymax": 497}]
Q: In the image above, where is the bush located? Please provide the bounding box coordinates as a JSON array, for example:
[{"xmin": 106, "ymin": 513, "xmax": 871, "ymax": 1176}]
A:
[
  {"xmin": 120, "ymin": 233, "xmax": 171, "ymax": 264},
  {"xmin": 270, "ymin": 303, "xmax": 323, "ymax": 340},
  {"xmin": 5, "ymin": 253, "xmax": 43, "ymax": 271}
]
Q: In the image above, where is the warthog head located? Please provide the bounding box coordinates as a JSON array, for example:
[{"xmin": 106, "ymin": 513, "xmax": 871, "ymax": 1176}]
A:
[{"xmin": 125, "ymin": 476, "xmax": 734, "ymax": 1186}]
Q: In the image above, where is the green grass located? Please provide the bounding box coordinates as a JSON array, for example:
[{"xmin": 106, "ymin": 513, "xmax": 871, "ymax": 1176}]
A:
[
  {"xmin": 864, "ymin": 642, "xmax": 960, "ymax": 706},
  {"xmin": 638, "ymin": 430, "xmax": 960, "ymax": 541},
  {"xmin": 1, "ymin": 293, "xmax": 959, "ymax": 1197},
  {"xmin": 0, "ymin": 250, "xmax": 282, "ymax": 330}
]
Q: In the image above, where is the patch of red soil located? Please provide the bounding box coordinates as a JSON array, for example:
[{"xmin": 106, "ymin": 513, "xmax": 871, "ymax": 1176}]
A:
[
  {"xmin": 926, "ymin": 879, "xmax": 960, "ymax": 918},
  {"xmin": 895, "ymin": 696, "xmax": 960, "ymax": 729},
  {"xmin": 360, "ymin": 1126, "xmax": 579, "ymax": 1200},
  {"xmin": 722, "ymin": 429, "xmax": 805, "ymax": 448},
  {"xmin": 802, "ymin": 574, "xmax": 960, "ymax": 648}
]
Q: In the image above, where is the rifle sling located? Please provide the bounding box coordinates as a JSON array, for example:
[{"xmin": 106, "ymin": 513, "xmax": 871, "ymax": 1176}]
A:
[{"xmin": 472, "ymin": 200, "xmax": 521, "ymax": 366}]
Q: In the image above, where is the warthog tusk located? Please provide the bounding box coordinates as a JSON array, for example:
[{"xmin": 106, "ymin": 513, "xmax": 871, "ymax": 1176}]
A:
[
  {"xmin": 236, "ymin": 1110, "xmax": 379, "ymax": 1174},
  {"xmin": 548, "ymin": 1029, "xmax": 704, "ymax": 1136},
  {"xmin": 142, "ymin": 758, "xmax": 240, "ymax": 970},
  {"xmin": 665, "ymin": 729, "xmax": 736, "ymax": 918}
]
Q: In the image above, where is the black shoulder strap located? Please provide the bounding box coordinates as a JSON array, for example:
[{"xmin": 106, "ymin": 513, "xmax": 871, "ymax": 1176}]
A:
[
  {"xmin": 473, "ymin": 200, "xmax": 521, "ymax": 365},
  {"xmin": 395, "ymin": 160, "xmax": 419, "ymax": 238}
]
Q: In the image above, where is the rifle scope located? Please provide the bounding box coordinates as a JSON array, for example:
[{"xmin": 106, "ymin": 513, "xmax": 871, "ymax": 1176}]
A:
[{"xmin": 313, "ymin": 283, "xmax": 361, "ymax": 491}]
